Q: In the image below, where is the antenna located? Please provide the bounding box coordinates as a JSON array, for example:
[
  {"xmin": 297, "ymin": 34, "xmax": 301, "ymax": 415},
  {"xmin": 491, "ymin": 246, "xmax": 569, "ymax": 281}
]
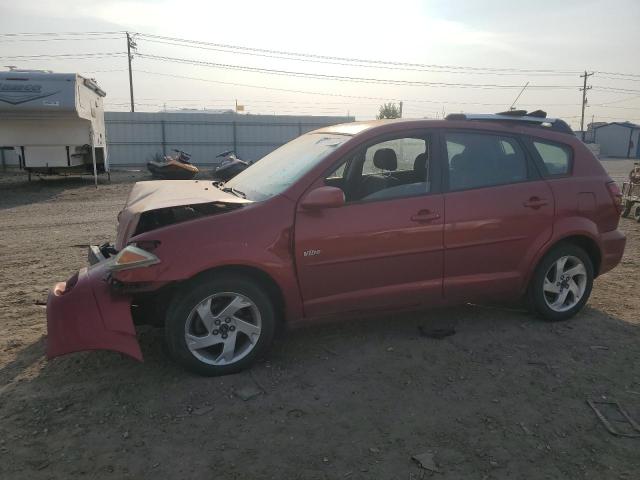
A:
[{"xmin": 510, "ymin": 81, "xmax": 529, "ymax": 110}]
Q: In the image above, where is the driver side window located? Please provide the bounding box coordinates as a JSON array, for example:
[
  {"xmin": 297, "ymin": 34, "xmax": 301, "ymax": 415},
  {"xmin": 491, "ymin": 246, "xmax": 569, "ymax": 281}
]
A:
[{"xmin": 325, "ymin": 135, "xmax": 431, "ymax": 203}]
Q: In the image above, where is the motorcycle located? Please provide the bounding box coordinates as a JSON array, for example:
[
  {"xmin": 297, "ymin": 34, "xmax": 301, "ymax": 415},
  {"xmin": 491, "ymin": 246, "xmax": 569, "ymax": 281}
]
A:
[
  {"xmin": 212, "ymin": 150, "xmax": 252, "ymax": 182},
  {"xmin": 147, "ymin": 149, "xmax": 199, "ymax": 180}
]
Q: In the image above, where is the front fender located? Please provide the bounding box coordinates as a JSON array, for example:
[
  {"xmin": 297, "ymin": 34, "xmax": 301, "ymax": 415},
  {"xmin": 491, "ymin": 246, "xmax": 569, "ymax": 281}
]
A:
[{"xmin": 112, "ymin": 195, "xmax": 305, "ymax": 322}]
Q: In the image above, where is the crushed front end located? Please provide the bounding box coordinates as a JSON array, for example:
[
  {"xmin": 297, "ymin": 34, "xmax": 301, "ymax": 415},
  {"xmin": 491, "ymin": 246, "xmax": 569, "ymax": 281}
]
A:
[{"xmin": 46, "ymin": 180, "xmax": 251, "ymax": 361}]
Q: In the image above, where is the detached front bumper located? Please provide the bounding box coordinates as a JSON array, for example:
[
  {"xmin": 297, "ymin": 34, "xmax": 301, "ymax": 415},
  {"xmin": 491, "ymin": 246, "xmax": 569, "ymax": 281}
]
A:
[{"xmin": 46, "ymin": 259, "xmax": 143, "ymax": 361}]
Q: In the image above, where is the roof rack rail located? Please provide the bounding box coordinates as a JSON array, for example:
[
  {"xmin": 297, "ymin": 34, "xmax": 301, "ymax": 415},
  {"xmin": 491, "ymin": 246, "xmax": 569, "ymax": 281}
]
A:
[
  {"xmin": 445, "ymin": 110, "xmax": 573, "ymax": 135},
  {"xmin": 495, "ymin": 109, "xmax": 547, "ymax": 118},
  {"xmin": 495, "ymin": 109, "xmax": 528, "ymax": 117}
]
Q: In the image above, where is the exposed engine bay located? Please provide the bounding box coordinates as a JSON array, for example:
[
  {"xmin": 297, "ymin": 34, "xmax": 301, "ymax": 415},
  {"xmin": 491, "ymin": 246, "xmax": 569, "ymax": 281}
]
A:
[
  {"xmin": 135, "ymin": 202, "xmax": 244, "ymax": 236},
  {"xmin": 114, "ymin": 180, "xmax": 251, "ymax": 250}
]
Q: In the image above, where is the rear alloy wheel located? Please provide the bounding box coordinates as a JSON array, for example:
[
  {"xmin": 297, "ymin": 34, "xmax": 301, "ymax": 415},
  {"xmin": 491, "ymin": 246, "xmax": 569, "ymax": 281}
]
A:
[
  {"xmin": 529, "ymin": 244, "xmax": 594, "ymax": 321},
  {"xmin": 165, "ymin": 275, "xmax": 276, "ymax": 376}
]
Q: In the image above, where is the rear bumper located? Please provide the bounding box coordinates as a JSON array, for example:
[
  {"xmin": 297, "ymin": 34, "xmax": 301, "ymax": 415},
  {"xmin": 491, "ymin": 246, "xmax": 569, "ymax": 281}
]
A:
[
  {"xmin": 599, "ymin": 229, "xmax": 626, "ymax": 275},
  {"xmin": 46, "ymin": 261, "xmax": 142, "ymax": 361}
]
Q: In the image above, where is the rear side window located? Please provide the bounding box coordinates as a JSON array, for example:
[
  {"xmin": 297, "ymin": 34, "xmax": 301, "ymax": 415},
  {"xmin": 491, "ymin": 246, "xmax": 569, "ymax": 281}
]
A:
[
  {"xmin": 444, "ymin": 132, "xmax": 528, "ymax": 191},
  {"xmin": 533, "ymin": 140, "xmax": 571, "ymax": 175}
]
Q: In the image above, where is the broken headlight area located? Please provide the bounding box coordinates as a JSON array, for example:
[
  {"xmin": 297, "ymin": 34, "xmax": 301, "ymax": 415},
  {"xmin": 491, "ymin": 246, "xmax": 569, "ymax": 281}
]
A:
[
  {"xmin": 134, "ymin": 202, "xmax": 244, "ymax": 237},
  {"xmin": 88, "ymin": 243, "xmax": 118, "ymax": 265},
  {"xmin": 109, "ymin": 245, "xmax": 160, "ymax": 272}
]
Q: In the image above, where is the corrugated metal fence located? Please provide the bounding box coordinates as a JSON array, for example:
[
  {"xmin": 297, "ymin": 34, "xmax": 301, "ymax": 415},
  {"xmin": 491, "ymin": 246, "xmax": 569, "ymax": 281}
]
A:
[{"xmin": 105, "ymin": 112, "xmax": 354, "ymax": 166}]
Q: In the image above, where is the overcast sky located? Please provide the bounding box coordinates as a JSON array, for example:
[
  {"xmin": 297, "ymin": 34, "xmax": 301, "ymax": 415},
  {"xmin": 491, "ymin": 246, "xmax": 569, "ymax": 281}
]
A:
[{"xmin": 1, "ymin": 0, "xmax": 639, "ymax": 126}]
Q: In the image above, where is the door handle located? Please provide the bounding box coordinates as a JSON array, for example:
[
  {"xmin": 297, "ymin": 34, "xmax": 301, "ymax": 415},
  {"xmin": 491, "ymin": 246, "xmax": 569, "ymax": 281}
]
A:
[
  {"xmin": 411, "ymin": 210, "xmax": 441, "ymax": 223},
  {"xmin": 523, "ymin": 197, "xmax": 548, "ymax": 209}
]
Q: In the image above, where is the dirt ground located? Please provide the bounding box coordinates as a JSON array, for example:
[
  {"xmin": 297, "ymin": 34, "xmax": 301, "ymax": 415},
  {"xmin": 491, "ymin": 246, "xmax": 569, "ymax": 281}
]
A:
[{"xmin": 0, "ymin": 163, "xmax": 639, "ymax": 480}]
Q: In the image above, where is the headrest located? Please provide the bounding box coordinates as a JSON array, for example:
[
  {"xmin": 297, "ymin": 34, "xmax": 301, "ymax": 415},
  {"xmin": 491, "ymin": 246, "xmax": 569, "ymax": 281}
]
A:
[
  {"xmin": 414, "ymin": 153, "xmax": 427, "ymax": 171},
  {"xmin": 373, "ymin": 148, "xmax": 397, "ymax": 171},
  {"xmin": 450, "ymin": 152, "xmax": 466, "ymax": 170}
]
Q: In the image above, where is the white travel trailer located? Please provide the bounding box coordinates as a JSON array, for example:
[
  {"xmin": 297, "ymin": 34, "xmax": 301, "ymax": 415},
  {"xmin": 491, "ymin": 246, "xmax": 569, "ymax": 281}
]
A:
[{"xmin": 0, "ymin": 70, "xmax": 109, "ymax": 183}]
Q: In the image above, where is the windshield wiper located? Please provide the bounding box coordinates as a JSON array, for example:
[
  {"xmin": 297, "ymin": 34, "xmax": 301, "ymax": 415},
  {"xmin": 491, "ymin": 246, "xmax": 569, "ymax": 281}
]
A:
[{"xmin": 221, "ymin": 186, "xmax": 247, "ymax": 199}]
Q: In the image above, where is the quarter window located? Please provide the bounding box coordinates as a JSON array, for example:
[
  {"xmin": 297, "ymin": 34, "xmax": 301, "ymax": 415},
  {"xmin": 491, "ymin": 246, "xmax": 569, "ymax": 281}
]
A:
[
  {"xmin": 445, "ymin": 132, "xmax": 528, "ymax": 191},
  {"xmin": 533, "ymin": 140, "xmax": 571, "ymax": 175}
]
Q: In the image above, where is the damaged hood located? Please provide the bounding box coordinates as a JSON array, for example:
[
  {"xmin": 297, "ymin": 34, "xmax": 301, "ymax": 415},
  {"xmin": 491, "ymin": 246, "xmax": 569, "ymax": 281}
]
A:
[{"xmin": 115, "ymin": 180, "xmax": 251, "ymax": 250}]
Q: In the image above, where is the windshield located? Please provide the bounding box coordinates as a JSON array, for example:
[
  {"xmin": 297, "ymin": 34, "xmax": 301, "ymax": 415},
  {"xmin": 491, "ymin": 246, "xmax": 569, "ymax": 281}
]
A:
[{"xmin": 225, "ymin": 133, "xmax": 349, "ymax": 201}]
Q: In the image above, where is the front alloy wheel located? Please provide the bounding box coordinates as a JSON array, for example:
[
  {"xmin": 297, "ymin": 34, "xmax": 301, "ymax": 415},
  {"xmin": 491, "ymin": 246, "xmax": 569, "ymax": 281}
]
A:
[
  {"xmin": 185, "ymin": 292, "xmax": 262, "ymax": 366},
  {"xmin": 166, "ymin": 274, "xmax": 276, "ymax": 376}
]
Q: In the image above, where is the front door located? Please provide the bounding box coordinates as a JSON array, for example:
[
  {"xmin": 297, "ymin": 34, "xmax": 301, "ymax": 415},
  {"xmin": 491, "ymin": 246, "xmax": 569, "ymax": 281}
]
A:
[
  {"xmin": 294, "ymin": 132, "xmax": 445, "ymax": 317},
  {"xmin": 441, "ymin": 130, "xmax": 554, "ymax": 302}
]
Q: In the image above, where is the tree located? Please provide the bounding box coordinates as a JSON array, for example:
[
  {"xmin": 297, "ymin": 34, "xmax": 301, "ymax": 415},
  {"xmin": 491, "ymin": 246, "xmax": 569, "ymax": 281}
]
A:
[{"xmin": 376, "ymin": 102, "xmax": 401, "ymax": 119}]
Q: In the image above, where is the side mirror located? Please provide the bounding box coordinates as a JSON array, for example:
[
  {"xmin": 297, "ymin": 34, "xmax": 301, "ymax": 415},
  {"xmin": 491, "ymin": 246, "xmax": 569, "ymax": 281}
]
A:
[{"xmin": 300, "ymin": 186, "xmax": 345, "ymax": 210}]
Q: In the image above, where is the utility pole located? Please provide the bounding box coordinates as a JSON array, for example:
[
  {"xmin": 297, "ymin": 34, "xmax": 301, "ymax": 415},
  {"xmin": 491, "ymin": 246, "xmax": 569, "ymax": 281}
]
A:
[
  {"xmin": 399, "ymin": 101, "xmax": 403, "ymax": 118},
  {"xmin": 580, "ymin": 70, "xmax": 594, "ymax": 141},
  {"xmin": 126, "ymin": 32, "xmax": 136, "ymax": 112}
]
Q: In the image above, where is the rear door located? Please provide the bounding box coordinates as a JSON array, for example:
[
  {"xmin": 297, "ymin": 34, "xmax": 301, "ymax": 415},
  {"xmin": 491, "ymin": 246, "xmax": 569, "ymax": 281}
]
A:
[
  {"xmin": 441, "ymin": 130, "xmax": 554, "ymax": 302},
  {"xmin": 294, "ymin": 131, "xmax": 445, "ymax": 317}
]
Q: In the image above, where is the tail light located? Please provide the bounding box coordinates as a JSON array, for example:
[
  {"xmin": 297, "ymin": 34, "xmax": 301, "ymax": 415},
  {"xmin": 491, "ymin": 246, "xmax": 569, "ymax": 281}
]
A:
[{"xmin": 606, "ymin": 181, "xmax": 623, "ymax": 215}]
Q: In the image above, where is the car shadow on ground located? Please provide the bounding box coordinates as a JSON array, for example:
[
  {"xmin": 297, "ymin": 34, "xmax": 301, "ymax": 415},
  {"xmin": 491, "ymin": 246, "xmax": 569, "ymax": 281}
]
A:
[{"xmin": 1, "ymin": 304, "xmax": 639, "ymax": 479}]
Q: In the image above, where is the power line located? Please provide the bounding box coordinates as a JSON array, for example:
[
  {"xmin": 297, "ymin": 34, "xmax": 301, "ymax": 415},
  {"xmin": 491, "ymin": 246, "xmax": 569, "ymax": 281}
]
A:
[
  {"xmin": 136, "ymin": 69, "xmax": 401, "ymax": 101},
  {"xmin": 135, "ymin": 32, "xmax": 583, "ymax": 76},
  {"xmin": 592, "ymin": 94, "xmax": 640, "ymax": 106},
  {"xmin": 134, "ymin": 69, "xmax": 587, "ymax": 108},
  {"xmin": 0, "ymin": 31, "xmax": 123, "ymax": 37},
  {"xmin": 596, "ymin": 76, "xmax": 640, "ymax": 83},
  {"xmin": 0, "ymin": 36, "xmax": 123, "ymax": 43},
  {"xmin": 0, "ymin": 52, "xmax": 125, "ymax": 60},
  {"xmin": 592, "ymin": 85, "xmax": 640, "ymax": 94},
  {"xmin": 80, "ymin": 69, "xmax": 127, "ymax": 74},
  {"xmin": 3, "ymin": 30, "xmax": 640, "ymax": 81},
  {"xmin": 594, "ymin": 71, "xmax": 640, "ymax": 79},
  {"xmin": 136, "ymin": 53, "xmax": 580, "ymax": 90},
  {"xmin": 136, "ymin": 36, "xmax": 578, "ymax": 77}
]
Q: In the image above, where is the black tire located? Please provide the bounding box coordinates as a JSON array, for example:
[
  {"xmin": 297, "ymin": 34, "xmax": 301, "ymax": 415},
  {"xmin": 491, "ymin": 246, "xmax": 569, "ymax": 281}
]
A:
[
  {"xmin": 528, "ymin": 243, "xmax": 594, "ymax": 322},
  {"xmin": 165, "ymin": 273, "xmax": 276, "ymax": 376}
]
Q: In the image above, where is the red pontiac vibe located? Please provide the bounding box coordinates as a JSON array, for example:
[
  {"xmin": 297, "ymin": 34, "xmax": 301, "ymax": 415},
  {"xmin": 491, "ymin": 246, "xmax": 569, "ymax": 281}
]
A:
[{"xmin": 47, "ymin": 112, "xmax": 626, "ymax": 376}]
